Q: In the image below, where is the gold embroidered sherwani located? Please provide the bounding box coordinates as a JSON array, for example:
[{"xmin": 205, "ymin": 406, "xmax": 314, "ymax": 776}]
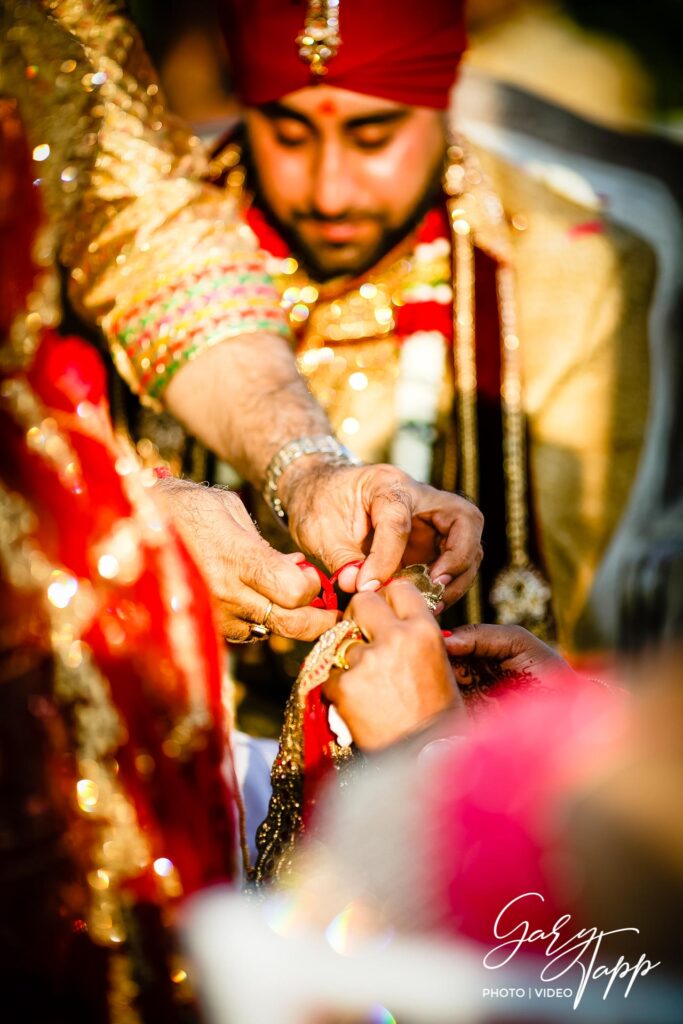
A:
[
  {"xmin": 261, "ymin": 150, "xmax": 653, "ymax": 651},
  {"xmin": 480, "ymin": 151, "xmax": 653, "ymax": 650},
  {"xmin": 3, "ymin": 1, "xmax": 653, "ymax": 654}
]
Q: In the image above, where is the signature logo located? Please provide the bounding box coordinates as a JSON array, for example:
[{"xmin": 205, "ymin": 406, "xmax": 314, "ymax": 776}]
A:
[{"xmin": 483, "ymin": 892, "xmax": 660, "ymax": 1009}]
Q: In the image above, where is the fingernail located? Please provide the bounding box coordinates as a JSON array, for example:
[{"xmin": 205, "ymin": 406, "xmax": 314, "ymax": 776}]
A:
[
  {"xmin": 337, "ymin": 565, "xmax": 360, "ymax": 591},
  {"xmin": 433, "ymin": 574, "xmax": 453, "ymax": 587},
  {"xmin": 434, "ymin": 601, "xmax": 445, "ymax": 616},
  {"xmin": 358, "ymin": 578, "xmax": 381, "ymax": 592}
]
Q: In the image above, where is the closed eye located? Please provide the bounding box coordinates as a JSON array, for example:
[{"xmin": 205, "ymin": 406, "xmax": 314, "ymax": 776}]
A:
[
  {"xmin": 273, "ymin": 119, "xmax": 312, "ymax": 147},
  {"xmin": 351, "ymin": 130, "xmax": 394, "ymax": 151}
]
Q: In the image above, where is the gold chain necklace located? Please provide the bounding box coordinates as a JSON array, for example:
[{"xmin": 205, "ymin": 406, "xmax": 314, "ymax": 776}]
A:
[{"xmin": 445, "ymin": 138, "xmax": 552, "ymax": 636}]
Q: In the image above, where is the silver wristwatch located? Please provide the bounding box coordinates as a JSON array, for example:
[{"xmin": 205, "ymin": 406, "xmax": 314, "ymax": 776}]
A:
[{"xmin": 263, "ymin": 434, "xmax": 362, "ymax": 524}]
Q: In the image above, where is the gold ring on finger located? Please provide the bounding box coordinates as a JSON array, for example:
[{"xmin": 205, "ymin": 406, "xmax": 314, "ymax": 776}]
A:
[
  {"xmin": 247, "ymin": 622, "xmax": 271, "ymax": 642},
  {"xmin": 261, "ymin": 600, "xmax": 274, "ymax": 631},
  {"xmin": 246, "ymin": 600, "xmax": 274, "ymax": 642},
  {"xmin": 333, "ymin": 635, "xmax": 366, "ymax": 672}
]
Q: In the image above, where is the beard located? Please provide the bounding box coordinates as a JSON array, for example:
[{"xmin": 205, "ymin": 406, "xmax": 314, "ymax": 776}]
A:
[{"xmin": 242, "ymin": 142, "xmax": 446, "ymax": 282}]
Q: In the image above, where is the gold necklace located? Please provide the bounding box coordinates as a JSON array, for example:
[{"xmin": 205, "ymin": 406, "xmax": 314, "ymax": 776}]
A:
[{"xmin": 445, "ymin": 138, "xmax": 552, "ymax": 636}]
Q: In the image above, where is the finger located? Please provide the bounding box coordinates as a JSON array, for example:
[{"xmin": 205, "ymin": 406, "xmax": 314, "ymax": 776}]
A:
[
  {"xmin": 268, "ymin": 603, "xmax": 339, "ymax": 642},
  {"xmin": 346, "ymin": 590, "xmax": 397, "ymax": 641},
  {"xmin": 342, "ymin": 638, "xmax": 366, "ymax": 670},
  {"xmin": 383, "ymin": 579, "xmax": 440, "ymax": 622},
  {"xmin": 402, "ymin": 518, "xmax": 440, "ymax": 567},
  {"xmin": 322, "ymin": 636, "xmax": 368, "ymax": 705},
  {"xmin": 238, "ymin": 536, "xmax": 322, "ymax": 608},
  {"xmin": 443, "ymin": 624, "xmax": 485, "ymax": 657},
  {"xmin": 325, "ymin": 636, "xmax": 367, "ymax": 693},
  {"xmin": 216, "ymin": 614, "xmax": 254, "ymax": 644},
  {"xmin": 440, "ymin": 550, "xmax": 483, "ymax": 606},
  {"xmin": 238, "ymin": 594, "xmax": 339, "ymax": 642},
  {"xmin": 408, "ymin": 490, "xmax": 482, "ymax": 582},
  {"xmin": 336, "ymin": 563, "xmax": 361, "ymax": 593},
  {"xmin": 323, "ymin": 667, "xmax": 344, "ymax": 706},
  {"xmin": 286, "ymin": 552, "xmax": 307, "ymax": 564},
  {"xmin": 356, "ymin": 484, "xmax": 414, "ymax": 591},
  {"xmin": 430, "ymin": 526, "xmax": 484, "ymax": 583},
  {"xmin": 324, "ymin": 539, "xmax": 368, "ymax": 592},
  {"xmin": 283, "ymin": 550, "xmax": 324, "ymax": 591},
  {"xmin": 444, "ymin": 623, "xmax": 528, "ymax": 660}
]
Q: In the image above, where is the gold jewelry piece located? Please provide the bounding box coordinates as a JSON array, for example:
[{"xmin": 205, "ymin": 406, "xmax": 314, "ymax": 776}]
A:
[
  {"xmin": 296, "ymin": 0, "xmax": 341, "ymax": 76},
  {"xmin": 394, "ymin": 564, "xmax": 445, "ymax": 612},
  {"xmin": 445, "ymin": 141, "xmax": 551, "ymax": 635},
  {"xmin": 333, "ymin": 635, "xmax": 365, "ymax": 672},
  {"xmin": 247, "ymin": 622, "xmax": 270, "ymax": 642},
  {"xmin": 261, "ymin": 600, "xmax": 274, "ymax": 631},
  {"xmin": 446, "ymin": 156, "xmax": 482, "ymax": 625},
  {"xmin": 490, "ymin": 263, "xmax": 552, "ymax": 637}
]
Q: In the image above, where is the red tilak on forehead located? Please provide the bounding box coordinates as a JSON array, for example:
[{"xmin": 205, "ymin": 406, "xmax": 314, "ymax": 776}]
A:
[{"xmin": 316, "ymin": 98, "xmax": 337, "ymax": 116}]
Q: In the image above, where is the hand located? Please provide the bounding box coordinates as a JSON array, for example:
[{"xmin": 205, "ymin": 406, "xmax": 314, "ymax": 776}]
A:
[
  {"xmin": 444, "ymin": 624, "xmax": 572, "ymax": 687},
  {"xmin": 282, "ymin": 461, "xmax": 484, "ymax": 608},
  {"xmin": 322, "ymin": 580, "xmax": 462, "ymax": 751},
  {"xmin": 154, "ymin": 479, "xmax": 338, "ymax": 642}
]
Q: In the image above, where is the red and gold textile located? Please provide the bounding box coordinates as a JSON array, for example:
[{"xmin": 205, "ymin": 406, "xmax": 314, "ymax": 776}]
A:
[
  {"xmin": 1, "ymin": 96, "xmax": 239, "ymax": 1022},
  {"xmin": 2, "ymin": 0, "xmax": 291, "ymax": 410}
]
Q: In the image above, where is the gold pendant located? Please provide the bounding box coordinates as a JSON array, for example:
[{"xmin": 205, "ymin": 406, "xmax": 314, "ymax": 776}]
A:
[
  {"xmin": 394, "ymin": 564, "xmax": 445, "ymax": 611},
  {"xmin": 490, "ymin": 563, "xmax": 552, "ymax": 632}
]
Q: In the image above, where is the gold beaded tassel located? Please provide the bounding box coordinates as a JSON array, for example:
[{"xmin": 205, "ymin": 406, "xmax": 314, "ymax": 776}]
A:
[
  {"xmin": 448, "ymin": 195, "xmax": 482, "ymax": 624},
  {"xmin": 497, "ymin": 265, "xmax": 527, "ymax": 568},
  {"xmin": 296, "ymin": 0, "xmax": 341, "ymax": 75},
  {"xmin": 490, "ymin": 265, "xmax": 553, "ymax": 638}
]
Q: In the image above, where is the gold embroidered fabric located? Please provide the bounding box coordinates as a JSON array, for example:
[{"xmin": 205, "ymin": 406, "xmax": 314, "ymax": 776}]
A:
[
  {"xmin": 254, "ymin": 566, "xmax": 444, "ymax": 883},
  {"xmin": 243, "ymin": 142, "xmax": 653, "ymax": 651},
  {"xmin": 2, "ymin": 1, "xmax": 289, "ymax": 407},
  {"xmin": 473, "ymin": 146, "xmax": 653, "ymax": 649}
]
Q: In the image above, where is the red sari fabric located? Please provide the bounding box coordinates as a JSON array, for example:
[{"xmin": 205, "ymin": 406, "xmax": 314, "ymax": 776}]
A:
[{"xmin": 1, "ymin": 99, "xmax": 238, "ymax": 1021}]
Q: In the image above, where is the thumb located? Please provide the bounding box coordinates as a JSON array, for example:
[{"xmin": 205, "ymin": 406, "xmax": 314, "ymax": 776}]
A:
[
  {"xmin": 444, "ymin": 623, "xmax": 525, "ymax": 661},
  {"xmin": 443, "ymin": 625, "xmax": 483, "ymax": 658},
  {"xmin": 355, "ymin": 487, "xmax": 413, "ymax": 592},
  {"xmin": 238, "ymin": 534, "xmax": 322, "ymax": 608},
  {"xmin": 325, "ymin": 547, "xmax": 364, "ymax": 594}
]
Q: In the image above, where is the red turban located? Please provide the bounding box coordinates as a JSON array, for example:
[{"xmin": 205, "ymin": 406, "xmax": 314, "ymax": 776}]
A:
[{"xmin": 219, "ymin": 0, "xmax": 467, "ymax": 110}]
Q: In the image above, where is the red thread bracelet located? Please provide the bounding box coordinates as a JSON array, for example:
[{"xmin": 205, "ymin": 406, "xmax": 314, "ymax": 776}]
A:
[
  {"xmin": 299, "ymin": 560, "xmax": 450, "ymax": 636},
  {"xmin": 299, "ymin": 559, "xmax": 365, "ymax": 610}
]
